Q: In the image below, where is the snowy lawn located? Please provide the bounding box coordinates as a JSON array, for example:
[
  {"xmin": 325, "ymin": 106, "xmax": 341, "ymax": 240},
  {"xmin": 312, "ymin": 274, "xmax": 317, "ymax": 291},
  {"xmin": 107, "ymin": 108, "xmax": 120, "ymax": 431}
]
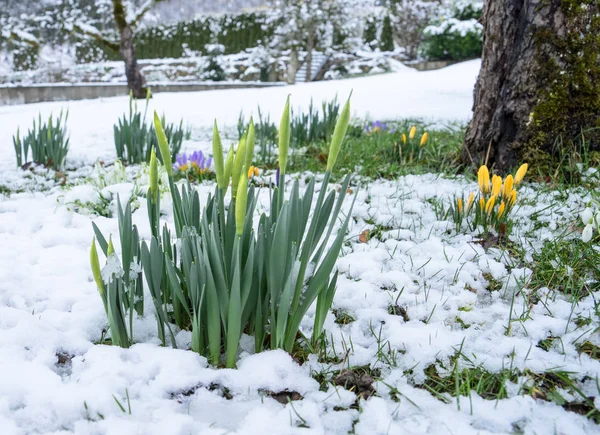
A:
[{"xmin": 1, "ymin": 62, "xmax": 599, "ymax": 434}]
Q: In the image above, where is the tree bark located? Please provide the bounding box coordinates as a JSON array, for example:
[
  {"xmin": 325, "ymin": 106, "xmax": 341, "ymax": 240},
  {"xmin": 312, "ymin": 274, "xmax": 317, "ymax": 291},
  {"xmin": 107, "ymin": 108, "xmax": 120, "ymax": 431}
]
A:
[
  {"xmin": 113, "ymin": 0, "xmax": 146, "ymax": 98},
  {"xmin": 463, "ymin": 0, "xmax": 600, "ymax": 173}
]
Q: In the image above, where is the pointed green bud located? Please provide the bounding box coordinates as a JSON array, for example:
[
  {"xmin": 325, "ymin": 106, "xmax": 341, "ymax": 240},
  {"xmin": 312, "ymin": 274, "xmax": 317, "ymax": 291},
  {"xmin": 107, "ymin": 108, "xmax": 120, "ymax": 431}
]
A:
[
  {"xmin": 244, "ymin": 118, "xmax": 255, "ymax": 171},
  {"xmin": 278, "ymin": 96, "xmax": 291, "ymax": 174},
  {"xmin": 326, "ymin": 93, "xmax": 351, "ymax": 172},
  {"xmin": 107, "ymin": 236, "xmax": 115, "ymax": 256},
  {"xmin": 90, "ymin": 238, "xmax": 105, "ymax": 294},
  {"xmin": 149, "ymin": 148, "xmax": 158, "ymax": 204},
  {"xmin": 153, "ymin": 111, "xmax": 172, "ymax": 176},
  {"xmin": 223, "ymin": 146, "xmax": 235, "ymax": 195},
  {"xmin": 231, "ymin": 133, "xmax": 247, "ymax": 199},
  {"xmin": 213, "ymin": 120, "xmax": 225, "ymax": 189},
  {"xmin": 235, "ymin": 176, "xmax": 248, "ymax": 235}
]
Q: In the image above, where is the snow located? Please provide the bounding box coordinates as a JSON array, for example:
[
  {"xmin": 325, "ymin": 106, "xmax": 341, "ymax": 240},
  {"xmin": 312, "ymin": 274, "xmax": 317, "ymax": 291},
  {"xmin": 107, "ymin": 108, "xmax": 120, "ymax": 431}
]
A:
[{"xmin": 0, "ymin": 62, "xmax": 598, "ymax": 434}]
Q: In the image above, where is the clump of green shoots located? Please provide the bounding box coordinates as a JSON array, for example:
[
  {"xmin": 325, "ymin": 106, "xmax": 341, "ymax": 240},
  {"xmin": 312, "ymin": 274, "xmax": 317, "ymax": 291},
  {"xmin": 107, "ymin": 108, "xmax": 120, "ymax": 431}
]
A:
[
  {"xmin": 91, "ymin": 95, "xmax": 356, "ymax": 368},
  {"xmin": 13, "ymin": 110, "xmax": 70, "ymax": 171},
  {"xmin": 114, "ymin": 90, "xmax": 185, "ymax": 165}
]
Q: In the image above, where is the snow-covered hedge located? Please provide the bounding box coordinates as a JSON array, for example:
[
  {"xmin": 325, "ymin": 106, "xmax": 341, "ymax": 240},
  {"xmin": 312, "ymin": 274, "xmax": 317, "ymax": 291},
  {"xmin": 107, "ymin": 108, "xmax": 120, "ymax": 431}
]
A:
[{"xmin": 422, "ymin": 0, "xmax": 483, "ymax": 61}]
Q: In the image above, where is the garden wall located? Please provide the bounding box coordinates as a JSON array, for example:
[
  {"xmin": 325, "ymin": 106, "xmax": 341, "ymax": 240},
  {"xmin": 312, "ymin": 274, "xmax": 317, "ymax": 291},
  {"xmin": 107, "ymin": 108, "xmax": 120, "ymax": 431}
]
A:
[{"xmin": 0, "ymin": 82, "xmax": 282, "ymax": 106}]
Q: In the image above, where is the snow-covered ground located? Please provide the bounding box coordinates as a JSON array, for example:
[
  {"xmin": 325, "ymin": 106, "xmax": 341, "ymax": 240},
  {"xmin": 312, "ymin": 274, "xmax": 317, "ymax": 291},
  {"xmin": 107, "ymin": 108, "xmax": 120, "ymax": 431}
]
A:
[{"xmin": 1, "ymin": 62, "xmax": 599, "ymax": 434}]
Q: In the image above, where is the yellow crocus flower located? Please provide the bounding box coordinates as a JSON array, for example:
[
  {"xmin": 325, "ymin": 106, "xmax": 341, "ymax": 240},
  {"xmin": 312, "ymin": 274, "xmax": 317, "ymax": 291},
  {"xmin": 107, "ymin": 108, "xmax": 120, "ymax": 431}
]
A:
[
  {"xmin": 409, "ymin": 125, "xmax": 417, "ymax": 139},
  {"xmin": 485, "ymin": 196, "xmax": 496, "ymax": 215},
  {"xmin": 479, "ymin": 197, "xmax": 485, "ymax": 211},
  {"xmin": 402, "ymin": 133, "xmax": 407, "ymax": 145},
  {"xmin": 498, "ymin": 201, "xmax": 506, "ymax": 219},
  {"xmin": 457, "ymin": 197, "xmax": 463, "ymax": 214},
  {"xmin": 420, "ymin": 132, "xmax": 429, "ymax": 147},
  {"xmin": 478, "ymin": 165, "xmax": 490, "ymax": 194},
  {"xmin": 515, "ymin": 163, "xmax": 528, "ymax": 185},
  {"xmin": 491, "ymin": 175, "xmax": 502, "ymax": 197},
  {"xmin": 503, "ymin": 174, "xmax": 514, "ymax": 199}
]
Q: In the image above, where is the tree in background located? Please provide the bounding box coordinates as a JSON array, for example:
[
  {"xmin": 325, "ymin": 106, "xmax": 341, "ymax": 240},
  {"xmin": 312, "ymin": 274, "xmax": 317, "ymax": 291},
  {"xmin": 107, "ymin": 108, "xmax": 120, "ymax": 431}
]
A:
[
  {"xmin": 463, "ymin": 0, "xmax": 600, "ymax": 174},
  {"xmin": 386, "ymin": 0, "xmax": 440, "ymax": 59},
  {"xmin": 65, "ymin": 0, "xmax": 168, "ymax": 97},
  {"xmin": 268, "ymin": 0, "xmax": 359, "ymax": 83}
]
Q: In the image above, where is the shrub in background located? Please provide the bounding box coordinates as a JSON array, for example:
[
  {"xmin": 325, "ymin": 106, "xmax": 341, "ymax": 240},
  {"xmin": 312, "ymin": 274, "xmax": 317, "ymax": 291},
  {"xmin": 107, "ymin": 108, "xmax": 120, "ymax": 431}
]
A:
[
  {"xmin": 422, "ymin": 0, "xmax": 483, "ymax": 61},
  {"xmin": 201, "ymin": 44, "xmax": 226, "ymax": 82},
  {"xmin": 379, "ymin": 15, "xmax": 395, "ymax": 52},
  {"xmin": 91, "ymin": 96, "xmax": 356, "ymax": 368},
  {"xmin": 13, "ymin": 110, "xmax": 69, "ymax": 171},
  {"xmin": 363, "ymin": 16, "xmax": 379, "ymax": 50},
  {"xmin": 76, "ymin": 12, "xmax": 271, "ymax": 63}
]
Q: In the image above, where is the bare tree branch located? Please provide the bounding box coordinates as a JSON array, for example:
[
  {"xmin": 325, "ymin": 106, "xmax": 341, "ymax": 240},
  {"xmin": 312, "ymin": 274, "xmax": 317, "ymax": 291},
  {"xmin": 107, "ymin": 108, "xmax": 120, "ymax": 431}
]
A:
[
  {"xmin": 129, "ymin": 0, "xmax": 168, "ymax": 28},
  {"xmin": 7, "ymin": 30, "xmax": 40, "ymax": 48},
  {"xmin": 71, "ymin": 22, "xmax": 120, "ymax": 52}
]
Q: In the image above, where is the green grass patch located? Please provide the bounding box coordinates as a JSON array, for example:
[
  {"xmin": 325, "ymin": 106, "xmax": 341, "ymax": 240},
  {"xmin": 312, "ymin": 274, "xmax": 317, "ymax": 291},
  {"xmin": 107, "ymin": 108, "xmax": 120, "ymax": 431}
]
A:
[
  {"xmin": 287, "ymin": 120, "xmax": 466, "ymax": 179},
  {"xmin": 529, "ymin": 236, "xmax": 600, "ymax": 301}
]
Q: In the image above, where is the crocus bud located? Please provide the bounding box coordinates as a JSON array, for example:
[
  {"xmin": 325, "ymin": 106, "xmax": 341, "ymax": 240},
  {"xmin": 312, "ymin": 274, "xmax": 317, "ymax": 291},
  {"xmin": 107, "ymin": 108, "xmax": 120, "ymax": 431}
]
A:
[
  {"xmin": 213, "ymin": 120, "xmax": 225, "ymax": 190},
  {"xmin": 457, "ymin": 198, "xmax": 463, "ymax": 214},
  {"xmin": 153, "ymin": 112, "xmax": 172, "ymax": 176},
  {"xmin": 278, "ymin": 96, "xmax": 291, "ymax": 174},
  {"xmin": 491, "ymin": 175, "xmax": 502, "ymax": 197},
  {"xmin": 245, "ymin": 118, "xmax": 255, "ymax": 171},
  {"xmin": 467, "ymin": 192, "xmax": 475, "ymax": 211},
  {"xmin": 327, "ymin": 93, "xmax": 351, "ymax": 172},
  {"xmin": 402, "ymin": 133, "xmax": 407, "ymax": 145},
  {"xmin": 515, "ymin": 163, "xmax": 528, "ymax": 185},
  {"xmin": 149, "ymin": 148, "xmax": 158, "ymax": 204},
  {"xmin": 420, "ymin": 132, "xmax": 428, "ymax": 147},
  {"xmin": 235, "ymin": 175, "xmax": 248, "ymax": 235},
  {"xmin": 503, "ymin": 175, "xmax": 514, "ymax": 199},
  {"xmin": 409, "ymin": 125, "xmax": 417, "ymax": 139},
  {"xmin": 485, "ymin": 196, "xmax": 496, "ymax": 215},
  {"xmin": 498, "ymin": 201, "xmax": 506, "ymax": 219},
  {"xmin": 508, "ymin": 189, "xmax": 517, "ymax": 206},
  {"xmin": 478, "ymin": 165, "xmax": 490, "ymax": 194}
]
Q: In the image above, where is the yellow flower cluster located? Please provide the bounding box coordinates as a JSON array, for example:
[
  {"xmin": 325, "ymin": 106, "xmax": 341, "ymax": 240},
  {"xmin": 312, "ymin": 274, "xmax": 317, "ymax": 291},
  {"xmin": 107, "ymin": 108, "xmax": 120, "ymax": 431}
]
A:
[
  {"xmin": 396, "ymin": 126, "xmax": 429, "ymax": 165},
  {"xmin": 452, "ymin": 163, "xmax": 528, "ymax": 233},
  {"xmin": 247, "ymin": 165, "xmax": 260, "ymax": 179},
  {"xmin": 401, "ymin": 125, "xmax": 428, "ymax": 147}
]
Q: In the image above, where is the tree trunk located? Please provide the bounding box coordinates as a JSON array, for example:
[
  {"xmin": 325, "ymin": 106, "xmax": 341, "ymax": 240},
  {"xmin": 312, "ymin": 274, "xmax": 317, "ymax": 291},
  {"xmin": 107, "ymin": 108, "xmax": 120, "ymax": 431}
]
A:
[
  {"xmin": 463, "ymin": 0, "xmax": 600, "ymax": 173},
  {"xmin": 113, "ymin": 0, "xmax": 146, "ymax": 98},
  {"xmin": 287, "ymin": 47, "xmax": 299, "ymax": 85},
  {"xmin": 305, "ymin": 32, "xmax": 314, "ymax": 82}
]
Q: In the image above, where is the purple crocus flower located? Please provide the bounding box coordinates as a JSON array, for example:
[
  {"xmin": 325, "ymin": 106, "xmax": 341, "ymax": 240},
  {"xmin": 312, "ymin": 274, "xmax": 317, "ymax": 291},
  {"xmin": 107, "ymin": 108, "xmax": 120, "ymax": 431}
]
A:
[
  {"xmin": 173, "ymin": 150, "xmax": 213, "ymax": 173},
  {"xmin": 365, "ymin": 121, "xmax": 388, "ymax": 134},
  {"xmin": 276, "ymin": 167, "xmax": 280, "ymax": 187}
]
